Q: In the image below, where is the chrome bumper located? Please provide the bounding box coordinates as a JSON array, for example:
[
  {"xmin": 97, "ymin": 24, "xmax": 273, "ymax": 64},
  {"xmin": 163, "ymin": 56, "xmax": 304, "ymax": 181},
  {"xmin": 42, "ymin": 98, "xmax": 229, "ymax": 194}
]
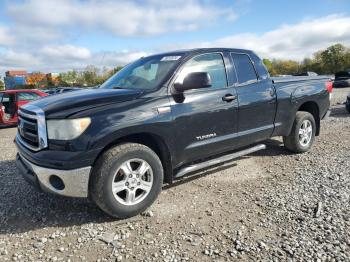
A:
[{"xmin": 16, "ymin": 153, "xmax": 91, "ymax": 198}]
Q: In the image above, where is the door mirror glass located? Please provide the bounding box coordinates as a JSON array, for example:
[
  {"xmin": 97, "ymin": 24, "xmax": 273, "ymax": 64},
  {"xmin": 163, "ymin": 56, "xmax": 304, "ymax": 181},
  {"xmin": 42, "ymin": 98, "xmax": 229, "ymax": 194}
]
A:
[{"xmin": 174, "ymin": 72, "xmax": 212, "ymax": 92}]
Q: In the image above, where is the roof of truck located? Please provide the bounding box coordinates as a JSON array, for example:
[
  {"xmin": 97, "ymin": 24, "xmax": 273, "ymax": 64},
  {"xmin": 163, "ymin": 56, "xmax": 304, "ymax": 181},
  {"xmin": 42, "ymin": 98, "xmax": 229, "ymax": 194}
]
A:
[{"xmin": 151, "ymin": 48, "xmax": 255, "ymax": 57}]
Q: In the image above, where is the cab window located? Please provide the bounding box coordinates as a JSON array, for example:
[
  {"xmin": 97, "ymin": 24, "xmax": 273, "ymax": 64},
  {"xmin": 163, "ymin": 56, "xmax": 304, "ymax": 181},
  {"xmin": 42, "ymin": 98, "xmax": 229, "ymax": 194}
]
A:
[
  {"xmin": 176, "ymin": 53, "xmax": 228, "ymax": 89},
  {"xmin": 231, "ymin": 53, "xmax": 258, "ymax": 85}
]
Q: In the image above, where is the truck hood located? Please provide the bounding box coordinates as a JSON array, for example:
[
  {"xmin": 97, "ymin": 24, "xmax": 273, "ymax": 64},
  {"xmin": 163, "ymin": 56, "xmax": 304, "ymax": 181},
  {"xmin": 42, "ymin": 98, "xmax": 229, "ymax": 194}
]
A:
[{"xmin": 28, "ymin": 88, "xmax": 143, "ymax": 118}]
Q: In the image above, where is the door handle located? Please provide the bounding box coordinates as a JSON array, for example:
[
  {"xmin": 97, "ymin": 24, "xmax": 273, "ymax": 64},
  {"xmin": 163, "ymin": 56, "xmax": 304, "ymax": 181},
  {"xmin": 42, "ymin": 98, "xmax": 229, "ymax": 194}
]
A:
[
  {"xmin": 222, "ymin": 94, "xmax": 237, "ymax": 102},
  {"xmin": 269, "ymin": 88, "xmax": 275, "ymax": 97}
]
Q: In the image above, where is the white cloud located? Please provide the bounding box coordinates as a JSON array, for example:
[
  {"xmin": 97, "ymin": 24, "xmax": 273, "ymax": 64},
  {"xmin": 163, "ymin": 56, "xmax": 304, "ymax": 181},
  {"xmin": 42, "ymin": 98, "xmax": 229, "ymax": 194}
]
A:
[
  {"xmin": 7, "ymin": 0, "xmax": 236, "ymax": 37},
  {"xmin": 197, "ymin": 15, "xmax": 350, "ymax": 60},
  {"xmin": 1, "ymin": 12, "xmax": 350, "ymax": 75},
  {"xmin": 0, "ymin": 47, "xmax": 147, "ymax": 74},
  {"xmin": 0, "ymin": 25, "xmax": 14, "ymax": 46},
  {"xmin": 42, "ymin": 45, "xmax": 91, "ymax": 61},
  {"xmin": 0, "ymin": 0, "xmax": 237, "ymax": 75}
]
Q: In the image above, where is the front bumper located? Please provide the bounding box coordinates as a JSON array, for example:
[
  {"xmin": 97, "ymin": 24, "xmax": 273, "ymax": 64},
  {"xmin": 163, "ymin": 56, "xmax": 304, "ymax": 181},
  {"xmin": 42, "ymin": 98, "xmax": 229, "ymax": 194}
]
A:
[{"xmin": 16, "ymin": 153, "xmax": 91, "ymax": 198}]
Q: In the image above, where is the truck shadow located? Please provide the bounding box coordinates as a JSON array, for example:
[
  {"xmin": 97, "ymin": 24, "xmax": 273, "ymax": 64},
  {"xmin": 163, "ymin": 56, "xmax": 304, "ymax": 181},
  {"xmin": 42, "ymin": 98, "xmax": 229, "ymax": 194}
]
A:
[
  {"xmin": 165, "ymin": 139, "xmax": 289, "ymax": 190},
  {"xmin": 0, "ymin": 138, "xmax": 293, "ymax": 235},
  {"xmin": 330, "ymin": 106, "xmax": 349, "ymax": 118},
  {"xmin": 0, "ymin": 160, "xmax": 115, "ymax": 235}
]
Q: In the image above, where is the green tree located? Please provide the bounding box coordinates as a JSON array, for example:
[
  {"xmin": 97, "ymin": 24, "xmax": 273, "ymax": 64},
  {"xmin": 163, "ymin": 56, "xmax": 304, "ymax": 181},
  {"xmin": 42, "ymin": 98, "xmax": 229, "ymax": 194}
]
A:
[
  {"xmin": 59, "ymin": 70, "xmax": 79, "ymax": 86},
  {"xmin": 264, "ymin": 43, "xmax": 350, "ymax": 76},
  {"xmin": 262, "ymin": 59, "xmax": 276, "ymax": 76},
  {"xmin": 319, "ymin": 44, "xmax": 348, "ymax": 74},
  {"xmin": 0, "ymin": 79, "xmax": 4, "ymax": 90},
  {"xmin": 81, "ymin": 65, "xmax": 100, "ymax": 86}
]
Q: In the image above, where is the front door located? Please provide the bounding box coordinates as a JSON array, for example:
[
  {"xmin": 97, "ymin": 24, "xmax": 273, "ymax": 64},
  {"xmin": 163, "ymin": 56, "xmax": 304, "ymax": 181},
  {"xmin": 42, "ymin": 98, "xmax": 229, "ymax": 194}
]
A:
[
  {"xmin": 1, "ymin": 93, "xmax": 17, "ymax": 125},
  {"xmin": 230, "ymin": 53, "xmax": 277, "ymax": 147},
  {"xmin": 170, "ymin": 52, "xmax": 239, "ymax": 167}
]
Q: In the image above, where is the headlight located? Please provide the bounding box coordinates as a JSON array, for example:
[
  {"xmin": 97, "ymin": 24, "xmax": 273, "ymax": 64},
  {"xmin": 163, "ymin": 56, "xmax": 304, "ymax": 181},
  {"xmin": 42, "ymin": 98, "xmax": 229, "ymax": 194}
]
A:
[{"xmin": 47, "ymin": 118, "xmax": 91, "ymax": 140}]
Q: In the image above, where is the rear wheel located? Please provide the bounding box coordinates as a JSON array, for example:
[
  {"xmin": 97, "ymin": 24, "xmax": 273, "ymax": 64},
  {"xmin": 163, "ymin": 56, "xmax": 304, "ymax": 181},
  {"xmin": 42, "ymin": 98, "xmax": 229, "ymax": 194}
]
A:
[
  {"xmin": 90, "ymin": 143, "xmax": 163, "ymax": 218},
  {"xmin": 283, "ymin": 111, "xmax": 316, "ymax": 153}
]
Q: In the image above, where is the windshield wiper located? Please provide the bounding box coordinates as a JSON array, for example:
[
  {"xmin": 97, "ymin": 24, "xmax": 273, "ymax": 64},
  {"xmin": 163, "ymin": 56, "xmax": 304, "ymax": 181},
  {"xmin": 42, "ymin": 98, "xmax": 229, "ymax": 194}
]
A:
[{"xmin": 112, "ymin": 86, "xmax": 130, "ymax": 90}]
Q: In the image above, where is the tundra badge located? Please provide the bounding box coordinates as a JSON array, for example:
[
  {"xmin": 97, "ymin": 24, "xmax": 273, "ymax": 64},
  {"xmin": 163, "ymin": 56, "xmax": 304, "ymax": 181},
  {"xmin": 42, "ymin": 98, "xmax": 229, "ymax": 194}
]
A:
[{"xmin": 196, "ymin": 133, "xmax": 217, "ymax": 141}]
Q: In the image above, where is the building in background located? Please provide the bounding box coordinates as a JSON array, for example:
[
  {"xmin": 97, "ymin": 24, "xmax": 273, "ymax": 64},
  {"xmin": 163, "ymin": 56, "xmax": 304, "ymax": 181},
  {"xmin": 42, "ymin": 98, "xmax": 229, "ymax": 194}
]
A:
[
  {"xmin": 4, "ymin": 70, "xmax": 60, "ymax": 89},
  {"xmin": 4, "ymin": 71, "xmax": 27, "ymax": 89}
]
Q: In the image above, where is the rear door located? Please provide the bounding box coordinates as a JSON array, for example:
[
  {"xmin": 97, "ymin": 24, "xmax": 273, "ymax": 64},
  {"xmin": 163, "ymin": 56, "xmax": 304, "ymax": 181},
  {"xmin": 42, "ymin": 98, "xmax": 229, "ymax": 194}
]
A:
[
  {"xmin": 170, "ymin": 52, "xmax": 239, "ymax": 166},
  {"xmin": 230, "ymin": 53, "xmax": 276, "ymax": 146}
]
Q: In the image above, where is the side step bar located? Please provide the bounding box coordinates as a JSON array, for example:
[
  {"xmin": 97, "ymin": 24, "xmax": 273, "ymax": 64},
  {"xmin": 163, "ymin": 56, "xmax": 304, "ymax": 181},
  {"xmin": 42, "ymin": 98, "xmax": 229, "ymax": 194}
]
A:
[{"xmin": 174, "ymin": 144, "xmax": 266, "ymax": 179}]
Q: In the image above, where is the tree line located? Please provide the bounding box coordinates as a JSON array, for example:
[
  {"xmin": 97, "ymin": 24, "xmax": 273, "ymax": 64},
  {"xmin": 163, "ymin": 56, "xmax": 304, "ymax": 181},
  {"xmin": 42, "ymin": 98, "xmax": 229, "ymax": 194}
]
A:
[
  {"xmin": 263, "ymin": 44, "xmax": 350, "ymax": 76},
  {"xmin": 57, "ymin": 66, "xmax": 123, "ymax": 87},
  {"xmin": 0, "ymin": 66, "xmax": 123, "ymax": 90}
]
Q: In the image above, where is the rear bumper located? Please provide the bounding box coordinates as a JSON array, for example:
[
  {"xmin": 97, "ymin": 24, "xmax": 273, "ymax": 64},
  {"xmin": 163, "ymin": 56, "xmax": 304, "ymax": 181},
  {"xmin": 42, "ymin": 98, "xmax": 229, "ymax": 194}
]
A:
[{"xmin": 16, "ymin": 153, "xmax": 91, "ymax": 198}]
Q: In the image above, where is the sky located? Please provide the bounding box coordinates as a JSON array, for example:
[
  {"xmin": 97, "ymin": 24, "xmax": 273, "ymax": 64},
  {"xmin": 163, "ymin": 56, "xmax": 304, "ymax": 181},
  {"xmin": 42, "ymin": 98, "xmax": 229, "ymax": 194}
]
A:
[{"xmin": 0, "ymin": 0, "xmax": 350, "ymax": 74}]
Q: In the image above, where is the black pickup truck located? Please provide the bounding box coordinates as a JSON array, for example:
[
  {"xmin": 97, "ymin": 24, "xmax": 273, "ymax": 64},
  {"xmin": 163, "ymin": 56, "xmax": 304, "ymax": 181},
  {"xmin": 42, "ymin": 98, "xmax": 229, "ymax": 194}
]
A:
[{"xmin": 15, "ymin": 48, "xmax": 332, "ymax": 218}]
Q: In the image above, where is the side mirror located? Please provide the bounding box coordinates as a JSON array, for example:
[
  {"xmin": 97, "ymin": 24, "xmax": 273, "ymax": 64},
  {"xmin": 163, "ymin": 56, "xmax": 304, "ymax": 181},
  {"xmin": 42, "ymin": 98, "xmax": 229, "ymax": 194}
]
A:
[{"xmin": 174, "ymin": 72, "xmax": 212, "ymax": 93}]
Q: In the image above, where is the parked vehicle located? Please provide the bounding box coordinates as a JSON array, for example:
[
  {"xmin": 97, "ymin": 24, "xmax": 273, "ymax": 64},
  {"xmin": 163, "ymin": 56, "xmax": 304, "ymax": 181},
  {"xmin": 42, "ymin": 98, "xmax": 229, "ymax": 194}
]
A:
[
  {"xmin": 55, "ymin": 87, "xmax": 82, "ymax": 94},
  {"xmin": 42, "ymin": 89, "xmax": 58, "ymax": 95},
  {"xmin": 43, "ymin": 87, "xmax": 82, "ymax": 96},
  {"xmin": 293, "ymin": 71, "xmax": 318, "ymax": 76},
  {"xmin": 15, "ymin": 48, "xmax": 332, "ymax": 218},
  {"xmin": 346, "ymin": 93, "xmax": 350, "ymax": 113},
  {"xmin": 0, "ymin": 89, "xmax": 47, "ymax": 127},
  {"xmin": 333, "ymin": 70, "xmax": 350, "ymax": 88}
]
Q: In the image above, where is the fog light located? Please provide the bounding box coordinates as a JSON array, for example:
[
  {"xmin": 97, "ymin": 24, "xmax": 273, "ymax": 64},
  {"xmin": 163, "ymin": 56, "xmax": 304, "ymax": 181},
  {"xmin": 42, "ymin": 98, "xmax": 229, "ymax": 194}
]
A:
[{"xmin": 49, "ymin": 175, "xmax": 65, "ymax": 191}]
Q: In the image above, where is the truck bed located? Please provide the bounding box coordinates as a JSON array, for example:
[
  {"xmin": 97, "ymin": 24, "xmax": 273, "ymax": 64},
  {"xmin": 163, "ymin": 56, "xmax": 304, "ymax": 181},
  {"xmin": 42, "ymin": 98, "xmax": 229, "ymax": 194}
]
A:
[{"xmin": 271, "ymin": 75, "xmax": 331, "ymax": 84}]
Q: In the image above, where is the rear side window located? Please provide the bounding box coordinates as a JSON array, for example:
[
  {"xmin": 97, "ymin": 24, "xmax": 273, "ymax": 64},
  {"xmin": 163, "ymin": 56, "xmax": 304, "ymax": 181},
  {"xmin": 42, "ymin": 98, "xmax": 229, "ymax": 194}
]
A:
[
  {"xmin": 18, "ymin": 92, "xmax": 40, "ymax": 101},
  {"xmin": 231, "ymin": 53, "xmax": 258, "ymax": 85},
  {"xmin": 2, "ymin": 93, "xmax": 10, "ymax": 103},
  {"xmin": 0, "ymin": 93, "xmax": 3, "ymax": 102},
  {"xmin": 176, "ymin": 53, "xmax": 227, "ymax": 89}
]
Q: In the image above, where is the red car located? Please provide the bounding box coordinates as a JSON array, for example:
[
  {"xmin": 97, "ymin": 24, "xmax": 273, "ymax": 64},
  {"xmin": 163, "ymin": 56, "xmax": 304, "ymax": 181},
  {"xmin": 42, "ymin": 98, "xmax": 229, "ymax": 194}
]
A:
[{"xmin": 0, "ymin": 89, "xmax": 47, "ymax": 127}]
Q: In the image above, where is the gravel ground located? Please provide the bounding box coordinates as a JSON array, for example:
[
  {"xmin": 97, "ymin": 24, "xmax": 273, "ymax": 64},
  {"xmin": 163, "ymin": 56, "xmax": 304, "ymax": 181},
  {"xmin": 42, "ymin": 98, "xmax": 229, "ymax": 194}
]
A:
[{"xmin": 0, "ymin": 88, "xmax": 349, "ymax": 262}]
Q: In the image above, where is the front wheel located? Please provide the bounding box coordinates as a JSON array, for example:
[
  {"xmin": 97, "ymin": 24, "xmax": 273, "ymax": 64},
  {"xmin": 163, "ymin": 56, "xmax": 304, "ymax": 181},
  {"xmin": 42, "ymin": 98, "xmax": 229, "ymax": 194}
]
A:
[
  {"xmin": 283, "ymin": 111, "xmax": 316, "ymax": 153},
  {"xmin": 90, "ymin": 143, "xmax": 163, "ymax": 218}
]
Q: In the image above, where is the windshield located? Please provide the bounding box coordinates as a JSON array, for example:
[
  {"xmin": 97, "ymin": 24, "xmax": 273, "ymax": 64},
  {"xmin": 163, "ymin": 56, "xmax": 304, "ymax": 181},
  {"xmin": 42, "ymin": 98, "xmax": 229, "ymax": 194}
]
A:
[{"xmin": 100, "ymin": 54, "xmax": 184, "ymax": 90}]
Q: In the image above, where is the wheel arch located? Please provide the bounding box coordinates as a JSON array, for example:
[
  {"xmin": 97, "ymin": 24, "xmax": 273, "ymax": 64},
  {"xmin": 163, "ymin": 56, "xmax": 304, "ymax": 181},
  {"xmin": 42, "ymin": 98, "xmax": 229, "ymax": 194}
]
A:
[
  {"xmin": 297, "ymin": 101, "xmax": 320, "ymax": 136},
  {"xmin": 92, "ymin": 132, "xmax": 173, "ymax": 184}
]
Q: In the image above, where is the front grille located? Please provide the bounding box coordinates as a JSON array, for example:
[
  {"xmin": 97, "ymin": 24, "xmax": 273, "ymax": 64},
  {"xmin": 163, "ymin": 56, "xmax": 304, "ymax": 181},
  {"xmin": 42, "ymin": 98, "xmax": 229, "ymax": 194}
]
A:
[
  {"xmin": 18, "ymin": 113, "xmax": 39, "ymax": 148},
  {"xmin": 17, "ymin": 105, "xmax": 48, "ymax": 151}
]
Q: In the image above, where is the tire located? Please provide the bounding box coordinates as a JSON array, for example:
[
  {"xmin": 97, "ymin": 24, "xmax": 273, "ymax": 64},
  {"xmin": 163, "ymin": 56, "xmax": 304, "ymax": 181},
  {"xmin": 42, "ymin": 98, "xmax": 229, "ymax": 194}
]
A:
[
  {"xmin": 90, "ymin": 143, "xmax": 163, "ymax": 218},
  {"xmin": 346, "ymin": 104, "xmax": 350, "ymax": 113},
  {"xmin": 283, "ymin": 111, "xmax": 316, "ymax": 153}
]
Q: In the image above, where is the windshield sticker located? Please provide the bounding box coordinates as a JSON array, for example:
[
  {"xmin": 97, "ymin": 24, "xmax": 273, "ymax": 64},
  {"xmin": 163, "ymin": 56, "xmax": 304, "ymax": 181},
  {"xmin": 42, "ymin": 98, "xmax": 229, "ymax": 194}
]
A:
[{"xmin": 161, "ymin": 56, "xmax": 182, "ymax": 61}]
